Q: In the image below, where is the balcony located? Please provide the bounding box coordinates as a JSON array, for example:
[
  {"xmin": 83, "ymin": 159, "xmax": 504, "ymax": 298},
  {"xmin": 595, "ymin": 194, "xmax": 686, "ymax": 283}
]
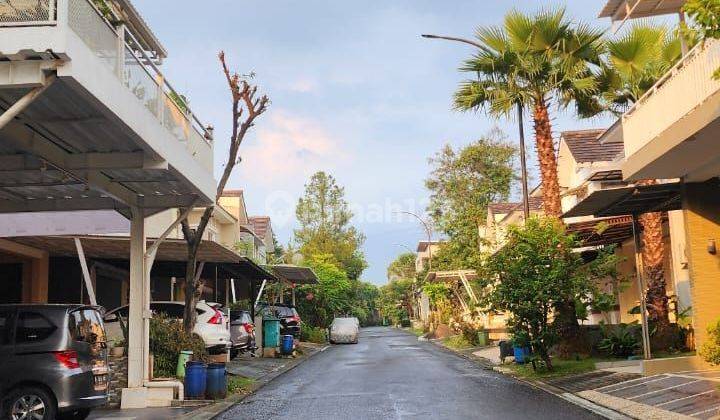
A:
[
  {"xmin": 0, "ymin": 0, "xmax": 215, "ymax": 215},
  {"xmin": 620, "ymin": 38, "xmax": 720, "ymax": 182}
]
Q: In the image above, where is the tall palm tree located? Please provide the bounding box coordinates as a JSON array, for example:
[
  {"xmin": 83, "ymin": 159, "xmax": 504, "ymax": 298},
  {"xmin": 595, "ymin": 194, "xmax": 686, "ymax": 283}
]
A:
[
  {"xmin": 593, "ymin": 25, "xmax": 684, "ymax": 331},
  {"xmin": 452, "ymin": 8, "xmax": 604, "ymax": 218}
]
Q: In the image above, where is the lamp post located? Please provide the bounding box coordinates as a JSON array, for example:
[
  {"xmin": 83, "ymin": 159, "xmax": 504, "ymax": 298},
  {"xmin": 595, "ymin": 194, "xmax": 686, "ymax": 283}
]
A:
[
  {"xmin": 421, "ymin": 33, "xmax": 531, "ymax": 220},
  {"xmin": 396, "ymin": 211, "xmax": 433, "ymax": 272}
]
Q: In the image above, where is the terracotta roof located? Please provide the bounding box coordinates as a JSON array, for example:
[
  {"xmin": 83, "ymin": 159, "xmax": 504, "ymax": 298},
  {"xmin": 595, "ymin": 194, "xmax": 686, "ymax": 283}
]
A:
[
  {"xmin": 488, "ymin": 197, "xmax": 543, "ymax": 214},
  {"xmin": 562, "ymin": 129, "xmax": 624, "ymax": 163},
  {"xmin": 249, "ymin": 216, "xmax": 271, "ymax": 239},
  {"xmin": 221, "ymin": 189, "xmax": 244, "ymax": 197}
]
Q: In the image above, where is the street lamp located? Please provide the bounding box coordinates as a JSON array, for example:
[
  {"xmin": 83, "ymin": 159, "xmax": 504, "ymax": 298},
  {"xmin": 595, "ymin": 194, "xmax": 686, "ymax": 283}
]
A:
[
  {"xmin": 395, "ymin": 210, "xmax": 433, "ymax": 271},
  {"xmin": 421, "ymin": 33, "xmax": 530, "ymax": 220}
]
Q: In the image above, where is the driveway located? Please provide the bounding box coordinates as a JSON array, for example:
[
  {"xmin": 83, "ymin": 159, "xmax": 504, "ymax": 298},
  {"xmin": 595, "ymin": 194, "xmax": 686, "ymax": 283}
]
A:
[{"xmin": 218, "ymin": 326, "xmax": 602, "ymax": 419}]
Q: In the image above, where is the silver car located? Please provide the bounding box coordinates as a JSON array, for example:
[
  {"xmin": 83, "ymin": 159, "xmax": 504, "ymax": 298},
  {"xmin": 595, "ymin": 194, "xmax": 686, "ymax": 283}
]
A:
[{"xmin": 329, "ymin": 317, "xmax": 359, "ymax": 344}]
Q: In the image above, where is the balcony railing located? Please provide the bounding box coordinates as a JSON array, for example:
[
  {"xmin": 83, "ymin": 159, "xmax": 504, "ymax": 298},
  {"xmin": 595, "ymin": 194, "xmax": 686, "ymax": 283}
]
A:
[
  {"xmin": 0, "ymin": 0, "xmax": 213, "ymax": 172},
  {"xmin": 622, "ymin": 38, "xmax": 720, "ymax": 158}
]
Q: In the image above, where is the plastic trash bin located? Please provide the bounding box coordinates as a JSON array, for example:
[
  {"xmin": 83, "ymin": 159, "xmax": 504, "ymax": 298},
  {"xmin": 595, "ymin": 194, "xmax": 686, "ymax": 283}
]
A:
[
  {"xmin": 205, "ymin": 363, "xmax": 227, "ymax": 399},
  {"xmin": 184, "ymin": 361, "xmax": 207, "ymax": 399},
  {"xmin": 280, "ymin": 335, "xmax": 294, "ymax": 355},
  {"xmin": 176, "ymin": 350, "xmax": 193, "ymax": 378},
  {"xmin": 263, "ymin": 317, "xmax": 280, "ymax": 348}
]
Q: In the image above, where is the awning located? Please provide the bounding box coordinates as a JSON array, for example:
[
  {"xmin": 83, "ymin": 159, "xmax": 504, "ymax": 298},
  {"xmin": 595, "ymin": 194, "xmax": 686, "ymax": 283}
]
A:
[
  {"xmin": 425, "ymin": 270, "xmax": 478, "ymax": 283},
  {"xmin": 269, "ymin": 265, "xmax": 319, "ymax": 285},
  {"xmin": 565, "ymin": 216, "xmax": 634, "ymax": 247},
  {"xmin": 562, "ymin": 183, "xmax": 682, "ymax": 218},
  {"xmin": 7, "ymin": 235, "xmax": 277, "ymax": 280},
  {"xmin": 598, "ymin": 0, "xmax": 685, "ymax": 20}
]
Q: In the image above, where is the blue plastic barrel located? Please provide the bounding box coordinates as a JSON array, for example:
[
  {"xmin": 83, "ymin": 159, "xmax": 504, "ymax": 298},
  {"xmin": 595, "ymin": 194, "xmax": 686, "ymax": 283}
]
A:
[
  {"xmin": 184, "ymin": 361, "xmax": 207, "ymax": 399},
  {"xmin": 513, "ymin": 346, "xmax": 531, "ymax": 364},
  {"xmin": 280, "ymin": 335, "xmax": 294, "ymax": 355},
  {"xmin": 205, "ymin": 363, "xmax": 227, "ymax": 399}
]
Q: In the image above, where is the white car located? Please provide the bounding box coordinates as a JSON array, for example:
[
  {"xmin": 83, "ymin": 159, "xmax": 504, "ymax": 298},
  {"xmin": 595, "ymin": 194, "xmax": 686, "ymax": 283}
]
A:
[
  {"xmin": 104, "ymin": 301, "xmax": 231, "ymax": 353},
  {"xmin": 329, "ymin": 317, "xmax": 360, "ymax": 344}
]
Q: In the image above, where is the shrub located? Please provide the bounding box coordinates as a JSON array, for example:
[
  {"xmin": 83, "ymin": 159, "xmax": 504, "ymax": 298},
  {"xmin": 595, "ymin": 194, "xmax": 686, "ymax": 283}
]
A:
[
  {"xmin": 300, "ymin": 323, "xmax": 327, "ymax": 344},
  {"xmin": 598, "ymin": 324, "xmax": 640, "ymax": 358},
  {"xmin": 699, "ymin": 319, "xmax": 720, "ymax": 365},
  {"xmin": 227, "ymin": 375, "xmax": 254, "ymax": 395},
  {"xmin": 149, "ymin": 313, "xmax": 207, "ymax": 378}
]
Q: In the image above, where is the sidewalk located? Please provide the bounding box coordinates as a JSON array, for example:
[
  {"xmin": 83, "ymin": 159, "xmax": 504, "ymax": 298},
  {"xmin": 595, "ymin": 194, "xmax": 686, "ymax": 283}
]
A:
[{"xmin": 89, "ymin": 343, "xmax": 326, "ymax": 420}]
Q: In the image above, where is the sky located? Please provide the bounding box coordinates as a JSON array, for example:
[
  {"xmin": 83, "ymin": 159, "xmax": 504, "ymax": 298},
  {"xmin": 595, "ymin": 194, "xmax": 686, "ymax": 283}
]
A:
[{"xmin": 135, "ymin": 0, "xmax": 615, "ymax": 285}]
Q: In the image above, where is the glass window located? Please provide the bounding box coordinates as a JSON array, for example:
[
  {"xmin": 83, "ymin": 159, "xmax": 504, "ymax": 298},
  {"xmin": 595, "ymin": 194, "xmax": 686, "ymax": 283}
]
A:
[
  {"xmin": 70, "ymin": 309, "xmax": 106, "ymax": 344},
  {"xmin": 152, "ymin": 303, "xmax": 184, "ymax": 318},
  {"xmin": 0, "ymin": 310, "xmax": 13, "ymax": 345},
  {"xmin": 16, "ymin": 312, "xmax": 57, "ymax": 343}
]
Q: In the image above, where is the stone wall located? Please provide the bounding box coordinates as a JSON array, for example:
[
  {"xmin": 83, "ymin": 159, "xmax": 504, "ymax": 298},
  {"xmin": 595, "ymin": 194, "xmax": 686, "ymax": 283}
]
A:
[{"xmin": 107, "ymin": 354, "xmax": 128, "ymax": 407}]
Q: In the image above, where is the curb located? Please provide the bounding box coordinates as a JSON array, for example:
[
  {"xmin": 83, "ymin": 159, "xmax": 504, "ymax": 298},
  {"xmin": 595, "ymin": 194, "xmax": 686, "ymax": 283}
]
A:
[
  {"xmin": 424, "ymin": 337, "xmax": 630, "ymax": 420},
  {"xmin": 178, "ymin": 344, "xmax": 330, "ymax": 420}
]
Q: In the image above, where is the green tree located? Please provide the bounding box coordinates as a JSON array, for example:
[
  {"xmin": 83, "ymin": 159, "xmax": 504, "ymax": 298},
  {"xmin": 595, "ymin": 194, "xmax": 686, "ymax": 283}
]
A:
[
  {"xmin": 452, "ymin": 8, "xmax": 603, "ymax": 218},
  {"xmin": 425, "ymin": 131, "xmax": 516, "ymax": 270},
  {"xmin": 378, "ymin": 278, "xmax": 414, "ymax": 326},
  {"xmin": 683, "ymin": 0, "xmax": 720, "ymax": 77},
  {"xmin": 295, "ymin": 172, "xmax": 367, "ymax": 280},
  {"xmin": 483, "ymin": 218, "xmax": 592, "ymax": 369},
  {"xmin": 387, "ymin": 252, "xmax": 417, "ymax": 281},
  {"xmin": 295, "ymin": 254, "xmax": 353, "ymax": 327}
]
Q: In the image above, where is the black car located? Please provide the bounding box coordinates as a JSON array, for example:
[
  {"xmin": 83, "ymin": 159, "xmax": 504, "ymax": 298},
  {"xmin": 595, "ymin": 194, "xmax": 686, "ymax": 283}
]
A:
[
  {"xmin": 0, "ymin": 304, "xmax": 108, "ymax": 420},
  {"xmin": 257, "ymin": 303, "xmax": 301, "ymax": 338}
]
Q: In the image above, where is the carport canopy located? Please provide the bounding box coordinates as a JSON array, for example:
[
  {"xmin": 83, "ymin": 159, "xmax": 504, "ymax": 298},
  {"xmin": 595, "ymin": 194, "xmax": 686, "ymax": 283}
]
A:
[
  {"xmin": 268, "ymin": 264, "xmax": 318, "ymax": 285},
  {"xmin": 562, "ymin": 183, "xmax": 682, "ymax": 218}
]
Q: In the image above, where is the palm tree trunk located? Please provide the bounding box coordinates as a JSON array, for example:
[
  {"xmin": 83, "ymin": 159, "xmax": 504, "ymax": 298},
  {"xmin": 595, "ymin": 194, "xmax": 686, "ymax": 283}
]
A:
[
  {"xmin": 532, "ymin": 97, "xmax": 580, "ymax": 348},
  {"xmin": 637, "ymin": 181, "xmax": 669, "ymax": 329},
  {"xmin": 531, "ymin": 98, "xmax": 563, "ymax": 218}
]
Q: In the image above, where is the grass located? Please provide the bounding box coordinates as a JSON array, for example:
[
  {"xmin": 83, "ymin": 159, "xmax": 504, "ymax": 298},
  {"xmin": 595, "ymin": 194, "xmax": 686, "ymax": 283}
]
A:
[
  {"xmin": 409, "ymin": 327, "xmax": 425, "ymax": 337},
  {"xmin": 443, "ymin": 335, "xmax": 474, "ymax": 350},
  {"xmin": 227, "ymin": 375, "xmax": 255, "ymax": 395},
  {"xmin": 507, "ymin": 357, "xmax": 598, "ymax": 380}
]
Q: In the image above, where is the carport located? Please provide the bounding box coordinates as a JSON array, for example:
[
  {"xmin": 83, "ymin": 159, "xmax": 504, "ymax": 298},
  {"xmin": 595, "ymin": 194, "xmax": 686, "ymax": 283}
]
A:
[{"xmin": 563, "ymin": 182, "xmax": 682, "ymax": 360}]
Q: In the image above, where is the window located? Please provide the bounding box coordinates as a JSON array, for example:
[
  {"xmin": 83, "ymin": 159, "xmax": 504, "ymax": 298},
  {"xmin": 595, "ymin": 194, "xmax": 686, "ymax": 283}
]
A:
[
  {"xmin": 0, "ymin": 310, "xmax": 13, "ymax": 345},
  {"xmin": 16, "ymin": 312, "xmax": 57, "ymax": 343},
  {"xmin": 151, "ymin": 303, "xmax": 185, "ymax": 318},
  {"xmin": 70, "ymin": 309, "xmax": 106, "ymax": 344}
]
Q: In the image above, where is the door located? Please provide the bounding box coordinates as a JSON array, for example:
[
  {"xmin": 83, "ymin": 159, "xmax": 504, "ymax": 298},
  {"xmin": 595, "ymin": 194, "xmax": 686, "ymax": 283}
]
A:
[{"xmin": 0, "ymin": 264, "xmax": 22, "ymax": 303}]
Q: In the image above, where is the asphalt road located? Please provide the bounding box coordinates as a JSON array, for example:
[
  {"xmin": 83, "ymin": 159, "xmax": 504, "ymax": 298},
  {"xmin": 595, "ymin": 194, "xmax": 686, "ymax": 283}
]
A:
[{"xmin": 218, "ymin": 327, "xmax": 602, "ymax": 420}]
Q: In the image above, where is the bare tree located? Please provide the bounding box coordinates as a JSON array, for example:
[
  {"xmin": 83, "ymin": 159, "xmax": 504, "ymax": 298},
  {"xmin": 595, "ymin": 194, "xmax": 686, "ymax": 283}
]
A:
[{"xmin": 181, "ymin": 51, "xmax": 269, "ymax": 333}]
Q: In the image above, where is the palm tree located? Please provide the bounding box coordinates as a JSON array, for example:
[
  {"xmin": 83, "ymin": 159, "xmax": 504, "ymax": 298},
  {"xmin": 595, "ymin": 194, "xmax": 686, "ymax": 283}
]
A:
[
  {"xmin": 451, "ymin": 8, "xmax": 604, "ymax": 218},
  {"xmin": 593, "ymin": 25, "xmax": 684, "ymax": 331}
]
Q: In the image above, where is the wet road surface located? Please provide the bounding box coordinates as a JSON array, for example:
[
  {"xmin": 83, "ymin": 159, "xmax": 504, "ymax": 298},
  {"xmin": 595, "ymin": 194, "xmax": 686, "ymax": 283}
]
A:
[{"xmin": 218, "ymin": 326, "xmax": 602, "ymax": 419}]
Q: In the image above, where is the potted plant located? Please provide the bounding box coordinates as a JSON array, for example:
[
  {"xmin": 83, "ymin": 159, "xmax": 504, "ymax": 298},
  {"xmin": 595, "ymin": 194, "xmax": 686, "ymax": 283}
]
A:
[
  {"xmin": 511, "ymin": 330, "xmax": 531, "ymax": 364},
  {"xmin": 110, "ymin": 339, "xmax": 126, "ymax": 357}
]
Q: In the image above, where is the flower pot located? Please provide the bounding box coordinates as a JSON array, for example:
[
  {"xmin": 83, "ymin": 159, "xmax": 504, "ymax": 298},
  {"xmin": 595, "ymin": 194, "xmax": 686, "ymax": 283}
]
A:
[{"xmin": 111, "ymin": 346, "xmax": 125, "ymax": 357}]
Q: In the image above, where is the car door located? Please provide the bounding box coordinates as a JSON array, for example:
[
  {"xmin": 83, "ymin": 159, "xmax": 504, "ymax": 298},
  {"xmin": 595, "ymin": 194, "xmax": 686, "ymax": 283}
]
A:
[{"xmin": 0, "ymin": 308, "xmax": 16, "ymax": 397}]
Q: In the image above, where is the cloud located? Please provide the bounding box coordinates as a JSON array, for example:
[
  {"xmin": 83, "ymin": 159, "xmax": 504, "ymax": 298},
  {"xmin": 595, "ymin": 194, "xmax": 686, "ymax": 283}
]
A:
[
  {"xmin": 285, "ymin": 78, "xmax": 317, "ymax": 93},
  {"xmin": 236, "ymin": 109, "xmax": 349, "ymax": 188}
]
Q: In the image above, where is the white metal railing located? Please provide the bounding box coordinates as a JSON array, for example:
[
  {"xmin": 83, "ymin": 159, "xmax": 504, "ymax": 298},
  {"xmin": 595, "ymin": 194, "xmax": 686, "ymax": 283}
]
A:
[
  {"xmin": 0, "ymin": 0, "xmax": 56, "ymax": 26},
  {"xmin": 622, "ymin": 38, "xmax": 720, "ymax": 158},
  {"xmin": 2, "ymin": 0, "xmax": 214, "ymax": 171}
]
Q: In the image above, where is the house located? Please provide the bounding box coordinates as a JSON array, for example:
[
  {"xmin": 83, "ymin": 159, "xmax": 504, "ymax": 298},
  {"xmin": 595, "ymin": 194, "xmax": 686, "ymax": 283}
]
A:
[
  {"xmin": 249, "ymin": 216, "xmax": 274, "ymax": 262},
  {"xmin": 480, "ymin": 197, "xmax": 544, "ymax": 254},
  {"xmin": 415, "ymin": 240, "xmax": 443, "ymax": 272}
]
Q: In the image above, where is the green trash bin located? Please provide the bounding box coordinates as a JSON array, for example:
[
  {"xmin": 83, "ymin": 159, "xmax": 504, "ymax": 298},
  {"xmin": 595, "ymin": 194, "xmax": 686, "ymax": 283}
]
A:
[
  {"xmin": 263, "ymin": 317, "xmax": 281, "ymax": 348},
  {"xmin": 477, "ymin": 330, "xmax": 489, "ymax": 347},
  {"xmin": 176, "ymin": 350, "xmax": 193, "ymax": 378}
]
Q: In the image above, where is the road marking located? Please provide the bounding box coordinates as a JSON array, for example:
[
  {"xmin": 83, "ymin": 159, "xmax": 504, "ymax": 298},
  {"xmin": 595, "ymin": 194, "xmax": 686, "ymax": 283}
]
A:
[
  {"xmin": 628, "ymin": 379, "xmax": 703, "ymax": 400},
  {"xmin": 656, "ymin": 389, "xmax": 715, "ymax": 407}
]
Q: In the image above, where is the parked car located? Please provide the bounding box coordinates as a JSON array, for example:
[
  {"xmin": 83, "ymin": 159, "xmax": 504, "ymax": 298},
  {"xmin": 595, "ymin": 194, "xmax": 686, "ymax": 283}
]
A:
[
  {"xmin": 104, "ymin": 301, "xmax": 230, "ymax": 354},
  {"xmin": 228, "ymin": 310, "xmax": 256, "ymax": 358},
  {"xmin": 0, "ymin": 304, "xmax": 109, "ymax": 420},
  {"xmin": 329, "ymin": 317, "xmax": 360, "ymax": 344},
  {"xmin": 257, "ymin": 303, "xmax": 301, "ymax": 338}
]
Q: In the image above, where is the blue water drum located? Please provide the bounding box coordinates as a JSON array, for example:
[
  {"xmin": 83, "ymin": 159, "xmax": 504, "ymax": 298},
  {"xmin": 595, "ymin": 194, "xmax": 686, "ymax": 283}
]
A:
[
  {"xmin": 513, "ymin": 346, "xmax": 532, "ymax": 364},
  {"xmin": 205, "ymin": 363, "xmax": 227, "ymax": 399},
  {"xmin": 184, "ymin": 361, "xmax": 207, "ymax": 399},
  {"xmin": 280, "ymin": 335, "xmax": 294, "ymax": 355}
]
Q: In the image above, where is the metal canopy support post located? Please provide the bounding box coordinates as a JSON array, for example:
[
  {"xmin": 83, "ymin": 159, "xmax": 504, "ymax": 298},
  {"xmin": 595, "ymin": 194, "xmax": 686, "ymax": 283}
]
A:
[
  {"xmin": 632, "ymin": 214, "xmax": 652, "ymax": 360},
  {"xmin": 230, "ymin": 278, "xmax": 237, "ymax": 303},
  {"xmin": 74, "ymin": 238, "xmax": 97, "ymax": 305},
  {"xmin": 254, "ymin": 279, "xmax": 267, "ymax": 308},
  {"xmin": 0, "ymin": 75, "xmax": 56, "ymax": 131}
]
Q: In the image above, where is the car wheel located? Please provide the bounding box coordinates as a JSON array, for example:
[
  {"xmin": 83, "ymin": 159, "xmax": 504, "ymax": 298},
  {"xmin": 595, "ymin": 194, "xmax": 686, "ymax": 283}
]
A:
[
  {"xmin": 3, "ymin": 386, "xmax": 57, "ymax": 420},
  {"xmin": 58, "ymin": 408, "xmax": 91, "ymax": 420},
  {"xmin": 229, "ymin": 349, "xmax": 239, "ymax": 359}
]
